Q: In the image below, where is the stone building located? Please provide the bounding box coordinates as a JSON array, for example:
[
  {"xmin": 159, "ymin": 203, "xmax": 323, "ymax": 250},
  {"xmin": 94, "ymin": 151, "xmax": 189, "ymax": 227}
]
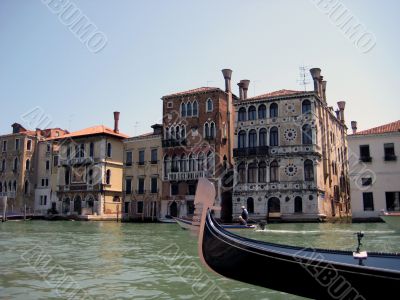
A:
[
  {"xmin": 348, "ymin": 120, "xmax": 400, "ymax": 221},
  {"xmin": 123, "ymin": 124, "xmax": 163, "ymax": 221},
  {"xmin": 0, "ymin": 124, "xmax": 67, "ymax": 215},
  {"xmin": 52, "ymin": 112, "xmax": 128, "ymax": 220},
  {"xmin": 161, "ymin": 69, "xmax": 236, "ymax": 220},
  {"xmin": 232, "ymin": 68, "xmax": 350, "ymax": 221}
]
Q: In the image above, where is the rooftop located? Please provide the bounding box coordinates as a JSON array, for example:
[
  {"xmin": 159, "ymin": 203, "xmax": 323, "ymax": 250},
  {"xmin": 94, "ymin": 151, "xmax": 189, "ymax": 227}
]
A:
[
  {"xmin": 162, "ymin": 87, "xmax": 222, "ymax": 99},
  {"xmin": 48, "ymin": 125, "xmax": 129, "ymax": 140},
  {"xmin": 352, "ymin": 120, "xmax": 400, "ymax": 136},
  {"xmin": 244, "ymin": 89, "xmax": 311, "ymax": 101}
]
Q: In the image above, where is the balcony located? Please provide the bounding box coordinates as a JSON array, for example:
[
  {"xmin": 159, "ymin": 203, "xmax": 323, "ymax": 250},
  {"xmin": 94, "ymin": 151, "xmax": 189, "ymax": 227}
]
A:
[
  {"xmin": 0, "ymin": 191, "xmax": 16, "ymax": 198},
  {"xmin": 60, "ymin": 157, "xmax": 94, "ymax": 166},
  {"xmin": 384, "ymin": 155, "xmax": 397, "ymax": 161},
  {"xmin": 162, "ymin": 139, "xmax": 187, "ymax": 148},
  {"xmin": 233, "ymin": 146, "xmax": 269, "ymax": 158},
  {"xmin": 168, "ymin": 171, "xmax": 206, "ymax": 181}
]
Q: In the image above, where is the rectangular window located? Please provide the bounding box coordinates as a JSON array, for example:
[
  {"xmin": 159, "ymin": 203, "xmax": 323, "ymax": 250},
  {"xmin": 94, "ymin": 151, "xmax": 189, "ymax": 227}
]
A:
[
  {"xmin": 386, "ymin": 192, "xmax": 400, "ymax": 212},
  {"xmin": 188, "ymin": 183, "xmax": 196, "ymax": 195},
  {"xmin": 138, "ymin": 178, "xmax": 144, "ymax": 194},
  {"xmin": 27, "ymin": 140, "xmax": 32, "ymax": 151},
  {"xmin": 359, "ymin": 145, "xmax": 371, "ymax": 162},
  {"xmin": 124, "ymin": 201, "xmax": 130, "ymax": 214},
  {"xmin": 151, "ymin": 177, "xmax": 158, "ymax": 193},
  {"xmin": 46, "ymin": 160, "xmax": 50, "ymax": 170},
  {"xmin": 126, "ymin": 151, "xmax": 133, "ymax": 166},
  {"xmin": 47, "ymin": 143, "xmax": 51, "ymax": 152},
  {"xmin": 361, "ymin": 178, "xmax": 372, "ymax": 186},
  {"xmin": 15, "ymin": 139, "xmax": 20, "ymax": 150},
  {"xmin": 41, "ymin": 179, "xmax": 45, "ymax": 187},
  {"xmin": 171, "ymin": 183, "xmax": 179, "ymax": 196},
  {"xmin": 151, "ymin": 149, "xmax": 158, "ymax": 164},
  {"xmin": 53, "ymin": 155, "xmax": 59, "ymax": 167},
  {"xmin": 137, "ymin": 201, "xmax": 144, "ymax": 214},
  {"xmin": 45, "ymin": 179, "xmax": 49, "ymax": 187},
  {"xmin": 139, "ymin": 150, "xmax": 145, "ymax": 165},
  {"xmin": 384, "ymin": 143, "xmax": 396, "ymax": 161},
  {"xmin": 125, "ymin": 178, "xmax": 132, "ymax": 194},
  {"xmin": 3, "ymin": 141, "xmax": 7, "ymax": 152},
  {"xmin": 363, "ymin": 192, "xmax": 374, "ymax": 211}
]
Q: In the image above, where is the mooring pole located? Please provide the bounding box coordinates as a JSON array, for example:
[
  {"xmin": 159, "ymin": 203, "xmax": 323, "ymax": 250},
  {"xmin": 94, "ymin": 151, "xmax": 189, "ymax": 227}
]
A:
[
  {"xmin": 24, "ymin": 203, "xmax": 26, "ymax": 221},
  {"xmin": 2, "ymin": 196, "xmax": 7, "ymax": 222}
]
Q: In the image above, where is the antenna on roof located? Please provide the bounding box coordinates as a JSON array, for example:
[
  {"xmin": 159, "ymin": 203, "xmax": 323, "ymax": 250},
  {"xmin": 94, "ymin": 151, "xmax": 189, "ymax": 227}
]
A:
[{"xmin": 297, "ymin": 65, "xmax": 311, "ymax": 91}]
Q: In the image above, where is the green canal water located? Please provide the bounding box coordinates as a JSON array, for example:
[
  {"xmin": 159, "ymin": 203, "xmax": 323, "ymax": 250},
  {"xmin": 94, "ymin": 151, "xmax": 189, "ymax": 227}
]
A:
[{"xmin": 0, "ymin": 221, "xmax": 399, "ymax": 300}]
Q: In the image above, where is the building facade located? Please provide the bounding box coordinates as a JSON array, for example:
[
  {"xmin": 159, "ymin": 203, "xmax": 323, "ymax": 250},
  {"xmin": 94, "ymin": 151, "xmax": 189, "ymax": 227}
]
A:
[
  {"xmin": 232, "ymin": 68, "xmax": 350, "ymax": 221},
  {"xmin": 348, "ymin": 120, "xmax": 400, "ymax": 220},
  {"xmin": 161, "ymin": 70, "xmax": 236, "ymax": 220},
  {"xmin": 54, "ymin": 112, "xmax": 128, "ymax": 220},
  {"xmin": 123, "ymin": 124, "xmax": 163, "ymax": 221},
  {"xmin": 0, "ymin": 123, "xmax": 67, "ymax": 215}
]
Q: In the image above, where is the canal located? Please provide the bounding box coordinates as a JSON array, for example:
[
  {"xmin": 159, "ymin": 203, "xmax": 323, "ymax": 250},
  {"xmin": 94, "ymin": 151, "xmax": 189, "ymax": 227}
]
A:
[{"xmin": 0, "ymin": 221, "xmax": 399, "ymax": 300}]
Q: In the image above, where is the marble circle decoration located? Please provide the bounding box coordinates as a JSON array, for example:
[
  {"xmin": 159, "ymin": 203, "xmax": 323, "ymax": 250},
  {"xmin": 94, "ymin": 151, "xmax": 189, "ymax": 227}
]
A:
[
  {"xmin": 284, "ymin": 128, "xmax": 297, "ymax": 141},
  {"xmin": 285, "ymin": 163, "xmax": 298, "ymax": 176}
]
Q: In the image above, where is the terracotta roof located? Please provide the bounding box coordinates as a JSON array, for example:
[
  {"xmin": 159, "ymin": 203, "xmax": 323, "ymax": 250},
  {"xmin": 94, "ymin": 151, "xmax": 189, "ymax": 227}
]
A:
[
  {"xmin": 245, "ymin": 89, "xmax": 310, "ymax": 101},
  {"xmin": 353, "ymin": 120, "xmax": 400, "ymax": 136},
  {"xmin": 48, "ymin": 125, "xmax": 128, "ymax": 140},
  {"xmin": 163, "ymin": 87, "xmax": 222, "ymax": 98}
]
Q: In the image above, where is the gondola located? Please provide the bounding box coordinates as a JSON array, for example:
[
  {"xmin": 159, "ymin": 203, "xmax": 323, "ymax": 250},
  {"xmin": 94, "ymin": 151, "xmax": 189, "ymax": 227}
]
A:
[
  {"xmin": 174, "ymin": 217, "xmax": 256, "ymax": 231},
  {"xmin": 195, "ymin": 178, "xmax": 400, "ymax": 300}
]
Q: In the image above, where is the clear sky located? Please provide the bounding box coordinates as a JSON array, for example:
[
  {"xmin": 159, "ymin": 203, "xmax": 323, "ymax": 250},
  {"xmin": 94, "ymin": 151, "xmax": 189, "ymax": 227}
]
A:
[{"xmin": 1, "ymin": 0, "xmax": 399, "ymax": 136}]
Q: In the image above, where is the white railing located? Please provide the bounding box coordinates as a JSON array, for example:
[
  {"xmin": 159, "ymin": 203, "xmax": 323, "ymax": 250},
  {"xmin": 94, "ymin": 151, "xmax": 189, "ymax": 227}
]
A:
[
  {"xmin": 0, "ymin": 192, "xmax": 16, "ymax": 198},
  {"xmin": 60, "ymin": 157, "xmax": 94, "ymax": 166},
  {"xmin": 168, "ymin": 171, "xmax": 206, "ymax": 181}
]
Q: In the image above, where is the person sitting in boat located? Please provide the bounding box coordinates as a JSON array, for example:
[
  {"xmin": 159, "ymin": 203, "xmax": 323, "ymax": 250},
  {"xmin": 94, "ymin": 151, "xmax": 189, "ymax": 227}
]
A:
[{"xmin": 239, "ymin": 206, "xmax": 249, "ymax": 225}]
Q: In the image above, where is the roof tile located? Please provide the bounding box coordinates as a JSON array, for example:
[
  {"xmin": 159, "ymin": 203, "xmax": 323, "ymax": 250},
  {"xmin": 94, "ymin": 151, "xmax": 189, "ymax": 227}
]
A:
[{"xmin": 353, "ymin": 120, "xmax": 400, "ymax": 135}]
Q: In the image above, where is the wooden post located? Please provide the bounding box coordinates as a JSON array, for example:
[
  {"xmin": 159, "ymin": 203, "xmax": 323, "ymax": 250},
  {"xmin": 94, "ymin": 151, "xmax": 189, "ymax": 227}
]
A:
[
  {"xmin": 2, "ymin": 196, "xmax": 7, "ymax": 222},
  {"xmin": 24, "ymin": 203, "xmax": 27, "ymax": 221},
  {"xmin": 116, "ymin": 204, "xmax": 119, "ymax": 222}
]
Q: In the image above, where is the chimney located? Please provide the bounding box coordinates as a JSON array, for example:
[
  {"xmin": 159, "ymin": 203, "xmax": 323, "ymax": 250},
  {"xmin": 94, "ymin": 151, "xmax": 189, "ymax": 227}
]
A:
[
  {"xmin": 337, "ymin": 101, "xmax": 346, "ymax": 124},
  {"xmin": 221, "ymin": 69, "xmax": 232, "ymax": 93},
  {"xmin": 237, "ymin": 82, "xmax": 244, "ymax": 100},
  {"xmin": 113, "ymin": 111, "xmax": 120, "ymax": 133},
  {"xmin": 321, "ymin": 80, "xmax": 327, "ymax": 103},
  {"xmin": 309, "ymin": 68, "xmax": 322, "ymax": 97},
  {"xmin": 151, "ymin": 124, "xmax": 163, "ymax": 135},
  {"xmin": 351, "ymin": 121, "xmax": 357, "ymax": 134},
  {"xmin": 240, "ymin": 80, "xmax": 250, "ymax": 100}
]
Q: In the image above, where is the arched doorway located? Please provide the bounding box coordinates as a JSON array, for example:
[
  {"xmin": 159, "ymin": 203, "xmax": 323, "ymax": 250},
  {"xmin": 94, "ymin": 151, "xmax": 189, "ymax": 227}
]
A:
[
  {"xmin": 87, "ymin": 196, "xmax": 94, "ymax": 215},
  {"xmin": 74, "ymin": 196, "xmax": 82, "ymax": 215},
  {"xmin": 169, "ymin": 201, "xmax": 178, "ymax": 217},
  {"xmin": 267, "ymin": 197, "xmax": 281, "ymax": 221},
  {"xmin": 294, "ymin": 196, "xmax": 303, "ymax": 213},
  {"xmin": 62, "ymin": 198, "xmax": 70, "ymax": 214},
  {"xmin": 220, "ymin": 170, "xmax": 234, "ymax": 223}
]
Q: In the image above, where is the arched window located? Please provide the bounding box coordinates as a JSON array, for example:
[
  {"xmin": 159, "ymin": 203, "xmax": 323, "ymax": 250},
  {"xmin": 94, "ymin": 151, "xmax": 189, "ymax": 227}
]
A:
[
  {"xmin": 65, "ymin": 169, "xmax": 70, "ymax": 185},
  {"xmin": 192, "ymin": 100, "xmax": 198, "ymax": 116},
  {"xmin": 238, "ymin": 130, "xmax": 246, "ymax": 148},
  {"xmin": 181, "ymin": 126, "xmax": 186, "ymax": 140},
  {"xmin": 189, "ymin": 154, "xmax": 196, "ymax": 172},
  {"xmin": 171, "ymin": 127, "xmax": 175, "ymax": 140},
  {"xmin": 0, "ymin": 182, "xmax": 2, "ymax": 192},
  {"xmin": 259, "ymin": 128, "xmax": 267, "ymax": 147},
  {"xmin": 165, "ymin": 127, "xmax": 169, "ymax": 139},
  {"xmin": 238, "ymin": 107, "xmax": 246, "ymax": 121},
  {"xmin": 302, "ymin": 100, "xmax": 311, "ymax": 114},
  {"xmin": 89, "ymin": 142, "xmax": 94, "ymax": 158},
  {"xmin": 80, "ymin": 143, "xmax": 85, "ymax": 157},
  {"xmin": 258, "ymin": 161, "xmax": 267, "ymax": 183},
  {"xmin": 106, "ymin": 170, "xmax": 111, "ymax": 184},
  {"xmin": 294, "ymin": 196, "xmax": 303, "ymax": 213},
  {"xmin": 206, "ymin": 99, "xmax": 213, "ymax": 112},
  {"xmin": 187, "ymin": 102, "xmax": 192, "ymax": 117},
  {"xmin": 181, "ymin": 102, "xmax": 186, "ymax": 117},
  {"xmin": 1, "ymin": 159, "xmax": 5, "ymax": 172},
  {"xmin": 270, "ymin": 160, "xmax": 279, "ymax": 182},
  {"xmin": 238, "ymin": 162, "xmax": 246, "ymax": 183},
  {"xmin": 210, "ymin": 122, "xmax": 216, "ymax": 138},
  {"xmin": 248, "ymin": 163, "xmax": 257, "ymax": 183},
  {"xmin": 180, "ymin": 154, "xmax": 187, "ymax": 172},
  {"xmin": 13, "ymin": 158, "xmax": 18, "ymax": 171},
  {"xmin": 270, "ymin": 127, "xmax": 279, "ymax": 146},
  {"xmin": 176, "ymin": 125, "xmax": 180, "ymax": 140},
  {"xmin": 75, "ymin": 145, "xmax": 79, "ymax": 158},
  {"xmin": 107, "ymin": 143, "xmax": 112, "ymax": 157},
  {"xmin": 12, "ymin": 180, "xmax": 16, "ymax": 191},
  {"xmin": 204, "ymin": 123, "xmax": 210, "ymax": 138},
  {"xmin": 206, "ymin": 151, "xmax": 214, "ymax": 172},
  {"xmin": 248, "ymin": 106, "xmax": 256, "ymax": 121},
  {"xmin": 4, "ymin": 182, "xmax": 7, "ymax": 192},
  {"xmin": 270, "ymin": 103, "xmax": 278, "ymax": 118},
  {"xmin": 248, "ymin": 130, "xmax": 257, "ymax": 148},
  {"xmin": 164, "ymin": 155, "xmax": 171, "ymax": 177},
  {"xmin": 304, "ymin": 159, "xmax": 314, "ymax": 181},
  {"xmin": 172, "ymin": 155, "xmax": 179, "ymax": 172},
  {"xmin": 258, "ymin": 104, "xmax": 266, "ymax": 119},
  {"xmin": 24, "ymin": 180, "xmax": 29, "ymax": 194},
  {"xmin": 247, "ymin": 198, "xmax": 255, "ymax": 214},
  {"xmin": 8, "ymin": 181, "xmax": 11, "ymax": 191},
  {"xmin": 302, "ymin": 124, "xmax": 313, "ymax": 145},
  {"xmin": 198, "ymin": 153, "xmax": 205, "ymax": 171},
  {"xmin": 25, "ymin": 159, "xmax": 30, "ymax": 170}
]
